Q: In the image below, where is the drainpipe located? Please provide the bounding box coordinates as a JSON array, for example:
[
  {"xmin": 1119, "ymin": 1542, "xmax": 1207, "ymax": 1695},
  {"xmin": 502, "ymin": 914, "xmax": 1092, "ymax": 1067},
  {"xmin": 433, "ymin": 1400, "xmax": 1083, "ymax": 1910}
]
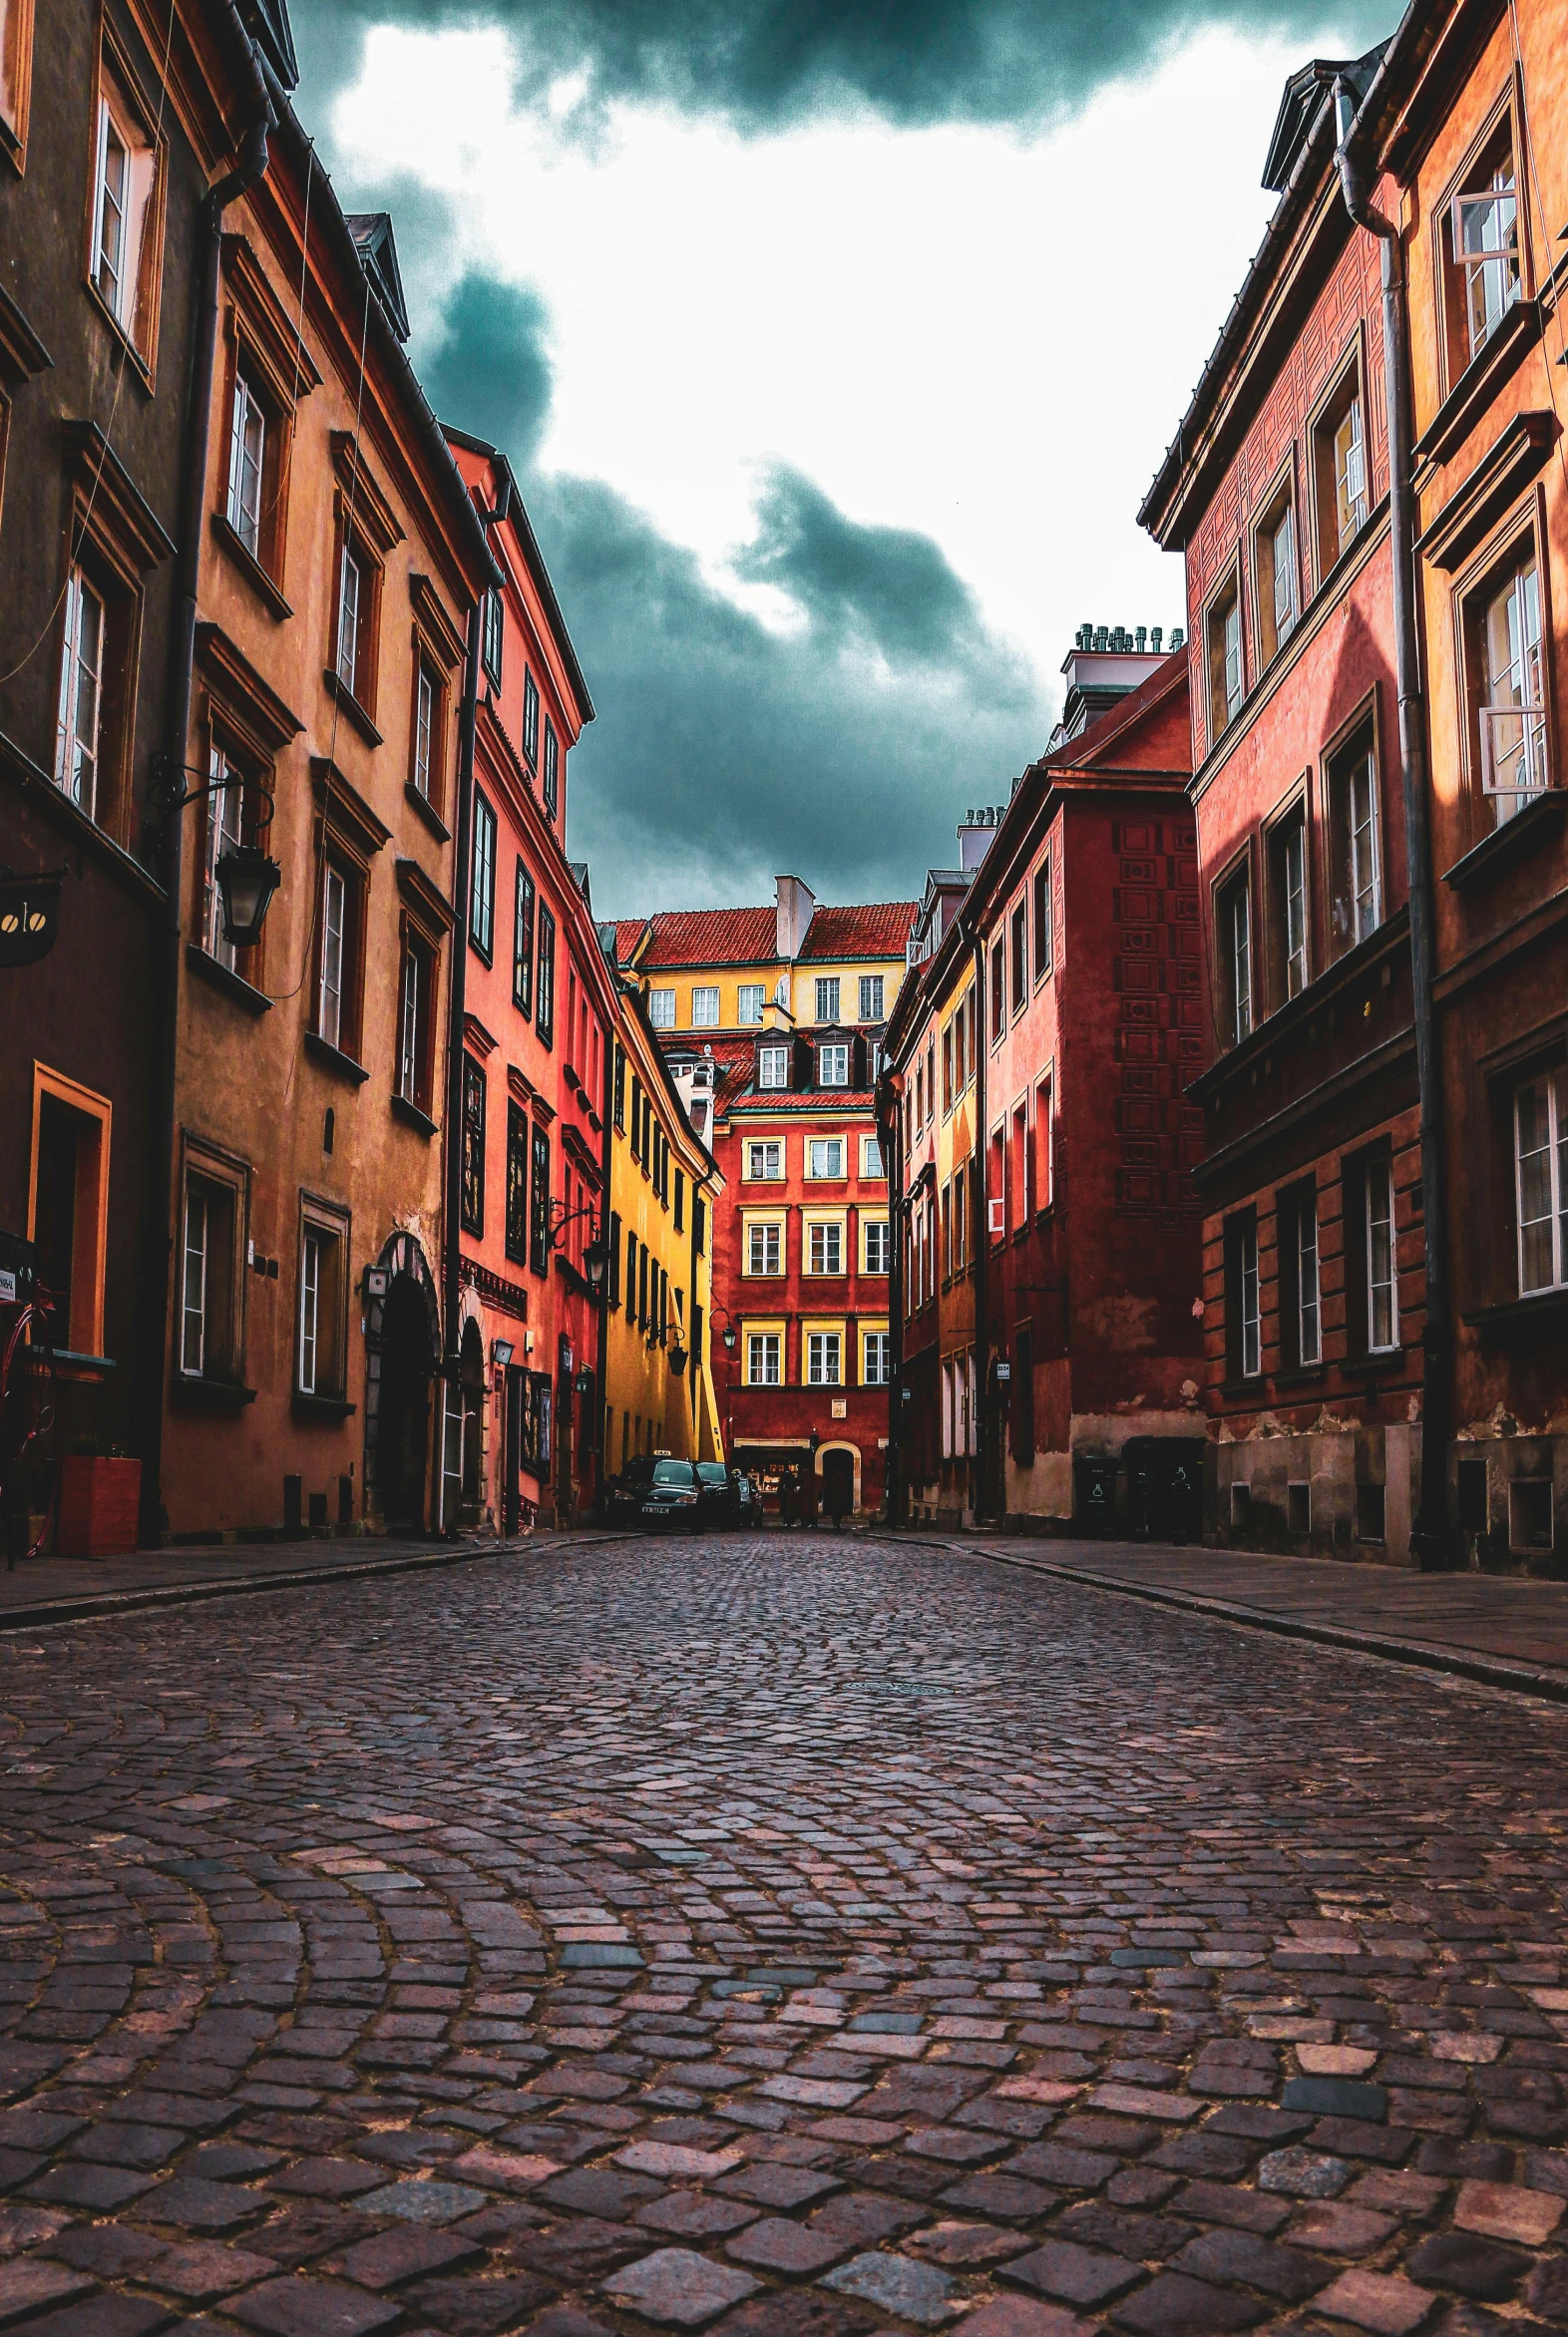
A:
[
  {"xmin": 137, "ymin": 24, "xmax": 274, "ymax": 1547},
  {"xmin": 875, "ymin": 1066, "xmax": 905, "ymax": 1526},
  {"xmin": 441, "ymin": 591, "xmax": 483, "ymax": 1532},
  {"xmin": 1333, "ymin": 77, "xmax": 1452, "ymax": 1571},
  {"xmin": 596, "ymin": 995, "xmax": 613, "ymax": 1515},
  {"xmin": 971, "ymin": 931, "xmax": 990, "ymax": 1527}
]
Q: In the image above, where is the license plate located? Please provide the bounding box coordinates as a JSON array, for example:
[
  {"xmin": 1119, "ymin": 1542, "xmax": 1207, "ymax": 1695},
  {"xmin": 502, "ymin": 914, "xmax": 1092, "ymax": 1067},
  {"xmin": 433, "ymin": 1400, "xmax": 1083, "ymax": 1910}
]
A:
[{"xmin": 641, "ymin": 1503, "xmax": 662, "ymax": 1515}]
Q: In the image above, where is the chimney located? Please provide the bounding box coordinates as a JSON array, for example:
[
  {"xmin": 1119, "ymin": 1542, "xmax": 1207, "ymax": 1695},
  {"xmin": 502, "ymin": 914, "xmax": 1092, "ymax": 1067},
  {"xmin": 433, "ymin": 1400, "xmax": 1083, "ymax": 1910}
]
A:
[{"xmin": 775, "ymin": 874, "xmax": 815, "ymax": 962}]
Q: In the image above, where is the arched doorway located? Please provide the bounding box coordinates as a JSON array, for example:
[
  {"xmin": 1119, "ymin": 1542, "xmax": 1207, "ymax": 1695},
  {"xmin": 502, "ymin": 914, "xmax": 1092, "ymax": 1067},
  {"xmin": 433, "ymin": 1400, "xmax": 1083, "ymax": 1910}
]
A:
[
  {"xmin": 364, "ymin": 1232, "xmax": 440, "ymax": 1534},
  {"xmin": 820, "ymin": 1446, "xmax": 857, "ymax": 1523},
  {"xmin": 460, "ymin": 1319, "xmax": 485, "ymax": 1526}
]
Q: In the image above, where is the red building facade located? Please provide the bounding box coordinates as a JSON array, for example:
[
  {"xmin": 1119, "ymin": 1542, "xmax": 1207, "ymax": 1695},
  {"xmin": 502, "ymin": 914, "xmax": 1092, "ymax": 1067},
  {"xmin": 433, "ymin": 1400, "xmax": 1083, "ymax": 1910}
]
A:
[{"xmin": 444, "ymin": 431, "xmax": 607, "ymax": 1530}]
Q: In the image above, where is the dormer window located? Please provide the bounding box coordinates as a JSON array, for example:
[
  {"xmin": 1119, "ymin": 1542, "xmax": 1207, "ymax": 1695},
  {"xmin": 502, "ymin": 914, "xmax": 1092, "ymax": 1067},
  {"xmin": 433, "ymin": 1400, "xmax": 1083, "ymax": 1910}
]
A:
[
  {"xmin": 818, "ymin": 1043, "xmax": 849, "ymax": 1088},
  {"xmin": 758, "ymin": 1044, "xmax": 789, "ymax": 1090}
]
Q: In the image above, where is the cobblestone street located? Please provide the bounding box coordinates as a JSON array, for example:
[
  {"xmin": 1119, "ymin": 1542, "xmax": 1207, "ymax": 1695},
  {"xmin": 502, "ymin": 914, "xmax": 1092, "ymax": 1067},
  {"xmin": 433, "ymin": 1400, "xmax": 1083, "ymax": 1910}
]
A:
[{"xmin": 3, "ymin": 1533, "xmax": 1568, "ymax": 2337}]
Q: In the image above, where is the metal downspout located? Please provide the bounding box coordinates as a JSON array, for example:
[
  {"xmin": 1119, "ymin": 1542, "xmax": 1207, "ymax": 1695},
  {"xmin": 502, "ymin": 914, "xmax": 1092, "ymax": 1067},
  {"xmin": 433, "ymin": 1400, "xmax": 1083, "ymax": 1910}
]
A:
[
  {"xmin": 138, "ymin": 27, "xmax": 274, "ymax": 1547},
  {"xmin": 1333, "ymin": 77, "xmax": 1452, "ymax": 1570},
  {"xmin": 971, "ymin": 931, "xmax": 989, "ymax": 1526},
  {"xmin": 442, "ymin": 593, "xmax": 483, "ymax": 1531}
]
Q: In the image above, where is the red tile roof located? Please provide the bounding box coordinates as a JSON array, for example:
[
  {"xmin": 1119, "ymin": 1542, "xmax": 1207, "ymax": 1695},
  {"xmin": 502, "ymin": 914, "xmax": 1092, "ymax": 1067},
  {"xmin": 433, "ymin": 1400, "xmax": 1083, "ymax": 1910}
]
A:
[
  {"xmin": 612, "ymin": 899, "xmax": 917, "ymax": 972},
  {"xmin": 797, "ymin": 902, "xmax": 918, "ymax": 960},
  {"xmin": 718, "ymin": 1090, "xmax": 878, "ymax": 1116}
]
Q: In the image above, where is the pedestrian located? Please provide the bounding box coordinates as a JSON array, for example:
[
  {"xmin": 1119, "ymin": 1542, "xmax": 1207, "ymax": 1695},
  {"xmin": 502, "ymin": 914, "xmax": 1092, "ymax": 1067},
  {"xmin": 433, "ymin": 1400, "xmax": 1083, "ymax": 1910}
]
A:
[
  {"xmin": 779, "ymin": 1468, "xmax": 796, "ymax": 1529},
  {"xmin": 826, "ymin": 1471, "xmax": 846, "ymax": 1532},
  {"xmin": 801, "ymin": 1463, "xmax": 818, "ymax": 1531}
]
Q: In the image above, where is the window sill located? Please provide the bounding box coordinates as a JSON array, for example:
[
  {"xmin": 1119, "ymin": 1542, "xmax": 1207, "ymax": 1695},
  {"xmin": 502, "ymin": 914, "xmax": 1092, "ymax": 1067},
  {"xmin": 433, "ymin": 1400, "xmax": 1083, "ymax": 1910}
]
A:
[
  {"xmin": 171, "ymin": 1374, "xmax": 257, "ymax": 1413},
  {"xmin": 1272, "ymin": 1363, "xmax": 1328, "ymax": 1388},
  {"xmin": 291, "ymin": 1390, "xmax": 357, "ymax": 1424},
  {"xmin": 26, "ymin": 1350, "xmax": 116, "ymax": 1384},
  {"xmin": 212, "ymin": 513, "xmax": 292, "ymax": 621},
  {"xmin": 185, "ymin": 942, "xmax": 271, "ymax": 1016},
  {"xmin": 1413, "ymin": 297, "xmax": 1539, "ymax": 472},
  {"xmin": 323, "ymin": 666, "xmax": 383, "ymax": 747},
  {"xmin": 1345, "ymin": 1347, "xmax": 1407, "ymax": 1376},
  {"xmin": 85, "ymin": 275, "xmax": 155, "ymax": 395},
  {"xmin": 1442, "ymin": 788, "xmax": 1567, "ymax": 894},
  {"xmin": 304, "ymin": 1031, "xmax": 370, "ymax": 1086},
  {"xmin": 404, "ymin": 781, "xmax": 450, "ymax": 843},
  {"xmin": 1464, "ymin": 1287, "xmax": 1568, "ymax": 1343},
  {"xmin": 391, "ymin": 1092, "xmax": 437, "ymax": 1138}
]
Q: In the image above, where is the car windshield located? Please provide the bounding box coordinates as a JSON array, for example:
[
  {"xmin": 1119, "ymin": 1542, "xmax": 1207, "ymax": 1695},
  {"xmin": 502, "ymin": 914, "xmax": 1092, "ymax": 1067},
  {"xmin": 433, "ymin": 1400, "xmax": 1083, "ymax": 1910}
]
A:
[
  {"xmin": 696, "ymin": 1465, "xmax": 728, "ymax": 1486},
  {"xmin": 652, "ymin": 1460, "xmax": 696, "ymax": 1486}
]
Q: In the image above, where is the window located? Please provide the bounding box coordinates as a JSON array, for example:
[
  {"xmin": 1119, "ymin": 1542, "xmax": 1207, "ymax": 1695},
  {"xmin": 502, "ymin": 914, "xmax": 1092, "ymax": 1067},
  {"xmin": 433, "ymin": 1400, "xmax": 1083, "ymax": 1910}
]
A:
[
  {"xmin": 537, "ymin": 905, "xmax": 556, "ymax": 1049},
  {"xmin": 1279, "ymin": 1180, "xmax": 1321, "ymax": 1369},
  {"xmin": 649, "ymin": 987, "xmax": 675, "ymax": 1029},
  {"xmin": 1034, "ymin": 1074, "xmax": 1053, "ymax": 1212},
  {"xmin": 748, "ymin": 1223, "xmax": 782, "ymax": 1276},
  {"xmin": 28, "ymin": 1072, "xmax": 110, "ymax": 1363},
  {"xmin": 863, "ymin": 1219, "xmax": 890, "ymax": 1274},
  {"xmin": 1328, "ymin": 733, "xmax": 1381, "ymax": 954},
  {"xmin": 506, "ymin": 1101, "xmax": 530, "ymax": 1265},
  {"xmin": 819, "ymin": 1043, "xmax": 849, "ymax": 1087},
  {"xmin": 1218, "ymin": 868, "xmax": 1252, "ymax": 1048},
  {"xmin": 336, "ymin": 544, "xmax": 363, "ymax": 696},
  {"xmin": 808, "ymin": 1222, "xmax": 843, "ymax": 1275},
  {"xmin": 1478, "ymin": 558, "xmax": 1545, "ymax": 824},
  {"xmin": 861, "ymin": 1133, "xmax": 885, "ymax": 1179},
  {"xmin": 543, "ymin": 717, "xmax": 559, "ymax": 820},
  {"xmin": 512, "ymin": 859, "xmax": 535, "ymax": 1017},
  {"xmin": 988, "ymin": 1123, "xmax": 1005, "ymax": 1246},
  {"xmin": 809, "ymin": 1138, "xmax": 845, "ymax": 1179},
  {"xmin": 1316, "ymin": 367, "xmax": 1368, "ymax": 573},
  {"xmin": 815, "ymin": 976, "xmax": 841, "ymax": 1023},
  {"xmin": 316, "ymin": 858, "xmax": 361, "ymax": 1056},
  {"xmin": 180, "ymin": 1167, "xmax": 239, "ymax": 1381},
  {"xmin": 990, "ymin": 938, "xmax": 1004, "ymax": 1043},
  {"xmin": 942, "ymin": 1025, "xmax": 954, "ymax": 1113},
  {"xmin": 1009, "ymin": 901, "xmax": 1026, "ymax": 1015},
  {"xmin": 226, "ymin": 372, "xmax": 265, "ymax": 559},
  {"xmin": 738, "ymin": 983, "xmax": 765, "ymax": 1023},
  {"xmin": 470, "ymin": 790, "xmax": 496, "ymax": 960},
  {"xmin": 1515, "ymin": 1069, "xmax": 1568, "ymax": 1295},
  {"xmin": 476, "ymin": 589, "xmax": 501, "ymax": 687},
  {"xmin": 411, "ymin": 660, "xmax": 436, "ymax": 802},
  {"xmin": 859, "ymin": 974, "xmax": 885, "ymax": 1021},
  {"xmin": 747, "ymin": 1141, "xmax": 783, "ymax": 1180},
  {"xmin": 613, "ymin": 1045, "xmax": 626, "ymax": 1129},
  {"xmin": 747, "ymin": 1333, "xmax": 781, "ymax": 1386},
  {"xmin": 1207, "ymin": 581, "xmax": 1243, "ymax": 738},
  {"xmin": 397, "ymin": 930, "xmax": 433, "ymax": 1112},
  {"xmin": 198, "ymin": 744, "xmax": 249, "ymax": 974},
  {"xmin": 90, "ymin": 60, "xmax": 161, "ymax": 360},
  {"xmin": 808, "ymin": 1332, "xmax": 842, "ymax": 1386},
  {"xmin": 1452, "ymin": 156, "xmax": 1520, "ymax": 363},
  {"xmin": 1366, "ymin": 1152, "xmax": 1399, "ymax": 1353},
  {"xmin": 624, "ymin": 1231, "xmax": 637, "ymax": 1319},
  {"xmin": 1032, "ymin": 856, "xmax": 1052, "ymax": 980},
  {"xmin": 460, "ymin": 1056, "xmax": 485, "ymax": 1234},
  {"xmin": 1225, "ymin": 1210, "xmax": 1261, "ymax": 1381},
  {"xmin": 1, "ymin": 0, "xmax": 35, "ymax": 163},
  {"xmin": 692, "ymin": 986, "xmax": 720, "ymax": 1028},
  {"xmin": 1256, "ymin": 492, "xmax": 1297, "ymax": 664},
  {"xmin": 523, "ymin": 669, "xmax": 540, "ymax": 767},
  {"xmin": 297, "ymin": 1209, "xmax": 348, "ymax": 1400},
  {"xmin": 759, "ymin": 1044, "xmax": 788, "ymax": 1091},
  {"xmin": 1269, "ymin": 808, "xmax": 1309, "ymax": 1003},
  {"xmin": 54, "ymin": 567, "xmax": 105, "ymax": 814},
  {"xmin": 530, "ymin": 1124, "xmax": 551, "ymax": 1273},
  {"xmin": 864, "ymin": 1331, "xmax": 892, "ymax": 1385}
]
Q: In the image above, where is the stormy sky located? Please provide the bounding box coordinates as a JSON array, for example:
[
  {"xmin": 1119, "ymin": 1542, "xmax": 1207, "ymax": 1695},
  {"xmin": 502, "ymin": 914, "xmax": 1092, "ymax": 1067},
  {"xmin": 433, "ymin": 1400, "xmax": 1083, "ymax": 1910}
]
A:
[{"xmin": 289, "ymin": 0, "xmax": 1385, "ymax": 917}]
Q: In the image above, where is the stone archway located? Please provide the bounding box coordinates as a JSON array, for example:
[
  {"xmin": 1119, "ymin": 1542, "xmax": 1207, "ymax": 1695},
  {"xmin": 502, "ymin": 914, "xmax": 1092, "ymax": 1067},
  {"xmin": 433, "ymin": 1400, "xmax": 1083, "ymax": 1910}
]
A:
[
  {"xmin": 364, "ymin": 1231, "xmax": 441, "ymax": 1532},
  {"xmin": 817, "ymin": 1439, "xmax": 862, "ymax": 1516}
]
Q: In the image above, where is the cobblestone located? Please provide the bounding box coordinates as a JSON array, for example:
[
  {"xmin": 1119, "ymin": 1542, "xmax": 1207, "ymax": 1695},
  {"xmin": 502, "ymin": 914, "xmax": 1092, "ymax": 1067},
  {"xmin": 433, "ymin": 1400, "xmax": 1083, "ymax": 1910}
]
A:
[{"xmin": 2, "ymin": 1532, "xmax": 1568, "ymax": 2334}]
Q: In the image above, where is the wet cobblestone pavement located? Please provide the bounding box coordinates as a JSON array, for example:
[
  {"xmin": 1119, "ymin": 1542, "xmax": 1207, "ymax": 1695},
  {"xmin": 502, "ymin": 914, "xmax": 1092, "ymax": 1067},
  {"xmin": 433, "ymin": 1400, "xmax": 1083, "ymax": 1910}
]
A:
[{"xmin": 2, "ymin": 1532, "xmax": 1567, "ymax": 2337}]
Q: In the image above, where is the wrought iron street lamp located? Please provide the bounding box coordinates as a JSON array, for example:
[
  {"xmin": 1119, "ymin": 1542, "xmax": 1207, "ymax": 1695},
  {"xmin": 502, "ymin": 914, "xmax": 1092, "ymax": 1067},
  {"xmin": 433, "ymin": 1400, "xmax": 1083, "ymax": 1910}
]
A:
[{"xmin": 214, "ymin": 843, "xmax": 281, "ymax": 948}]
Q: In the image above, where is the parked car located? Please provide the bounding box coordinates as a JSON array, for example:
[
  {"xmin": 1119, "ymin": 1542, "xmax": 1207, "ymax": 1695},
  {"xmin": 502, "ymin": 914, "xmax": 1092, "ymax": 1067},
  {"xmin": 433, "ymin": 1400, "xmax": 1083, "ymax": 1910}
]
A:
[
  {"xmin": 695, "ymin": 1461, "xmax": 737, "ymax": 1526},
  {"xmin": 605, "ymin": 1456, "xmax": 700, "ymax": 1528}
]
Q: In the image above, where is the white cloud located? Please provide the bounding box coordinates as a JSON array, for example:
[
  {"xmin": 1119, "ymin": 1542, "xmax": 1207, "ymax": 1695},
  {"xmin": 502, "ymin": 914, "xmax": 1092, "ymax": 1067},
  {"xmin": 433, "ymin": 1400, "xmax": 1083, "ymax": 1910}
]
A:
[{"xmin": 333, "ymin": 23, "xmax": 1297, "ymax": 696}]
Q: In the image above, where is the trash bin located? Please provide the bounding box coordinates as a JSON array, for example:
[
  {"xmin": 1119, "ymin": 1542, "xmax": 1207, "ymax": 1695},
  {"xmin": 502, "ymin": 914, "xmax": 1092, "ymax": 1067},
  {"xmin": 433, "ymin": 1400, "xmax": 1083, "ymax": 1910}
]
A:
[{"xmin": 1073, "ymin": 1456, "xmax": 1118, "ymax": 1536}]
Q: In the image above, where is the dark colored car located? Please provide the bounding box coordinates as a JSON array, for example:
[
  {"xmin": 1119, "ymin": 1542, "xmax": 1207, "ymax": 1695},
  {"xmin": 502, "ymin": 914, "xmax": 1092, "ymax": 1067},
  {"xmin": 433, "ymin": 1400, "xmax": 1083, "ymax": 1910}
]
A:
[
  {"xmin": 605, "ymin": 1456, "xmax": 701, "ymax": 1528},
  {"xmin": 695, "ymin": 1462, "xmax": 736, "ymax": 1526}
]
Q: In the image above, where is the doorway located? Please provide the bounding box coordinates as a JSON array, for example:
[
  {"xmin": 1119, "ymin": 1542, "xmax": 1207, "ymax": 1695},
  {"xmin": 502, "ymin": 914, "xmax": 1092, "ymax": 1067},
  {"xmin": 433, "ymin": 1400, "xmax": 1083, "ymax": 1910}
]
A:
[
  {"xmin": 459, "ymin": 1320, "xmax": 485, "ymax": 1525},
  {"xmin": 378, "ymin": 1275, "xmax": 431, "ymax": 1530},
  {"xmin": 821, "ymin": 1447, "xmax": 855, "ymax": 1522}
]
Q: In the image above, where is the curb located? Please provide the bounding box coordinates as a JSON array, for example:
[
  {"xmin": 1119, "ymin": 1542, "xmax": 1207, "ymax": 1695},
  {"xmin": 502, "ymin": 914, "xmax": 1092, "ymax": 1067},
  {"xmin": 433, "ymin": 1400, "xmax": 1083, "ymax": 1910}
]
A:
[
  {"xmin": 0, "ymin": 1531, "xmax": 629, "ymax": 1638},
  {"xmin": 915, "ymin": 1534, "xmax": 1568, "ymax": 1709}
]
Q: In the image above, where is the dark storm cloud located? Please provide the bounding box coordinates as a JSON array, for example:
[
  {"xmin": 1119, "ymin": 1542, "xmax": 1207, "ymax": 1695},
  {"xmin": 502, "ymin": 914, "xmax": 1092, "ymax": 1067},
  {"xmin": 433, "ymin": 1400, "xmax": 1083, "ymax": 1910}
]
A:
[
  {"xmin": 291, "ymin": 0, "xmax": 1388, "ymax": 129},
  {"xmin": 421, "ymin": 271, "xmax": 1042, "ymax": 913}
]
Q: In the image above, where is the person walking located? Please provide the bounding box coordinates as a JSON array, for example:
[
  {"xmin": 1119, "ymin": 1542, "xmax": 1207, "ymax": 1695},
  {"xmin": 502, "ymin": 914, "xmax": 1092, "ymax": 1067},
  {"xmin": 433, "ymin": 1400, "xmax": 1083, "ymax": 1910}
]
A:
[
  {"xmin": 825, "ymin": 1470, "xmax": 847, "ymax": 1532},
  {"xmin": 779, "ymin": 1468, "xmax": 796, "ymax": 1529}
]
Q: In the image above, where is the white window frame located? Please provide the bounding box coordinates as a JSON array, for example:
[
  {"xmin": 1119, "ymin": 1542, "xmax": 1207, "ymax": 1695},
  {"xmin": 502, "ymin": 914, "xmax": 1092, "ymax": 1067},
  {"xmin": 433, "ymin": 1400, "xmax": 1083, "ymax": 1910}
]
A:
[
  {"xmin": 746, "ymin": 1332, "xmax": 781, "ymax": 1386},
  {"xmin": 859, "ymin": 974, "xmax": 885, "ymax": 1021},
  {"xmin": 181, "ymin": 1184, "xmax": 208, "ymax": 1375},
  {"xmin": 1271, "ymin": 501, "xmax": 1297, "ymax": 649},
  {"xmin": 413, "ymin": 663, "xmax": 434, "ymax": 800},
  {"xmin": 1227, "ymin": 877, "xmax": 1252, "ymax": 1046},
  {"xmin": 691, "ymin": 985, "xmax": 720, "ymax": 1028},
  {"xmin": 860, "ymin": 1133, "xmax": 885, "ymax": 1179},
  {"xmin": 1480, "ymin": 559, "xmax": 1546, "ymax": 820},
  {"xmin": 863, "ymin": 1219, "xmax": 890, "ymax": 1275},
  {"xmin": 1515, "ymin": 1067, "xmax": 1568, "ymax": 1296},
  {"xmin": 1239, "ymin": 1216, "xmax": 1261, "ymax": 1380},
  {"xmin": 863, "ymin": 1330, "xmax": 892, "ymax": 1385},
  {"xmin": 648, "ymin": 987, "xmax": 675, "ymax": 1030},
  {"xmin": 808, "ymin": 1138, "xmax": 845, "ymax": 1179},
  {"xmin": 746, "ymin": 1222, "xmax": 782, "ymax": 1277},
  {"xmin": 745, "ymin": 1140, "xmax": 783, "ymax": 1181},
  {"xmin": 398, "ymin": 940, "xmax": 423, "ymax": 1104},
  {"xmin": 815, "ymin": 975, "xmax": 841, "ymax": 1023},
  {"xmin": 1297, "ymin": 1190, "xmax": 1321, "ymax": 1366},
  {"xmin": 319, "ymin": 862, "xmax": 346, "ymax": 1050},
  {"xmin": 54, "ymin": 566, "xmax": 105, "ymax": 816},
  {"xmin": 336, "ymin": 544, "xmax": 361, "ymax": 696},
  {"xmin": 819, "ymin": 1044, "xmax": 850, "ymax": 1088},
  {"xmin": 807, "ymin": 1221, "xmax": 843, "ymax": 1276},
  {"xmin": 1454, "ymin": 168, "xmax": 1520, "ymax": 361},
  {"xmin": 298, "ymin": 1226, "xmax": 322, "ymax": 1394},
  {"xmin": 226, "ymin": 372, "xmax": 265, "ymax": 559},
  {"xmin": 1349, "ymin": 748, "xmax": 1382, "ymax": 943},
  {"xmin": 201, "ymin": 745, "xmax": 243, "ymax": 972},
  {"xmin": 758, "ymin": 1045, "xmax": 789, "ymax": 1091},
  {"xmin": 1366, "ymin": 1153, "xmax": 1399, "ymax": 1354},
  {"xmin": 1283, "ymin": 816, "xmax": 1308, "ymax": 998},
  {"xmin": 737, "ymin": 983, "xmax": 766, "ymax": 1024},
  {"xmin": 807, "ymin": 1331, "xmax": 842, "ymax": 1386},
  {"xmin": 1334, "ymin": 396, "xmax": 1368, "ymax": 557}
]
